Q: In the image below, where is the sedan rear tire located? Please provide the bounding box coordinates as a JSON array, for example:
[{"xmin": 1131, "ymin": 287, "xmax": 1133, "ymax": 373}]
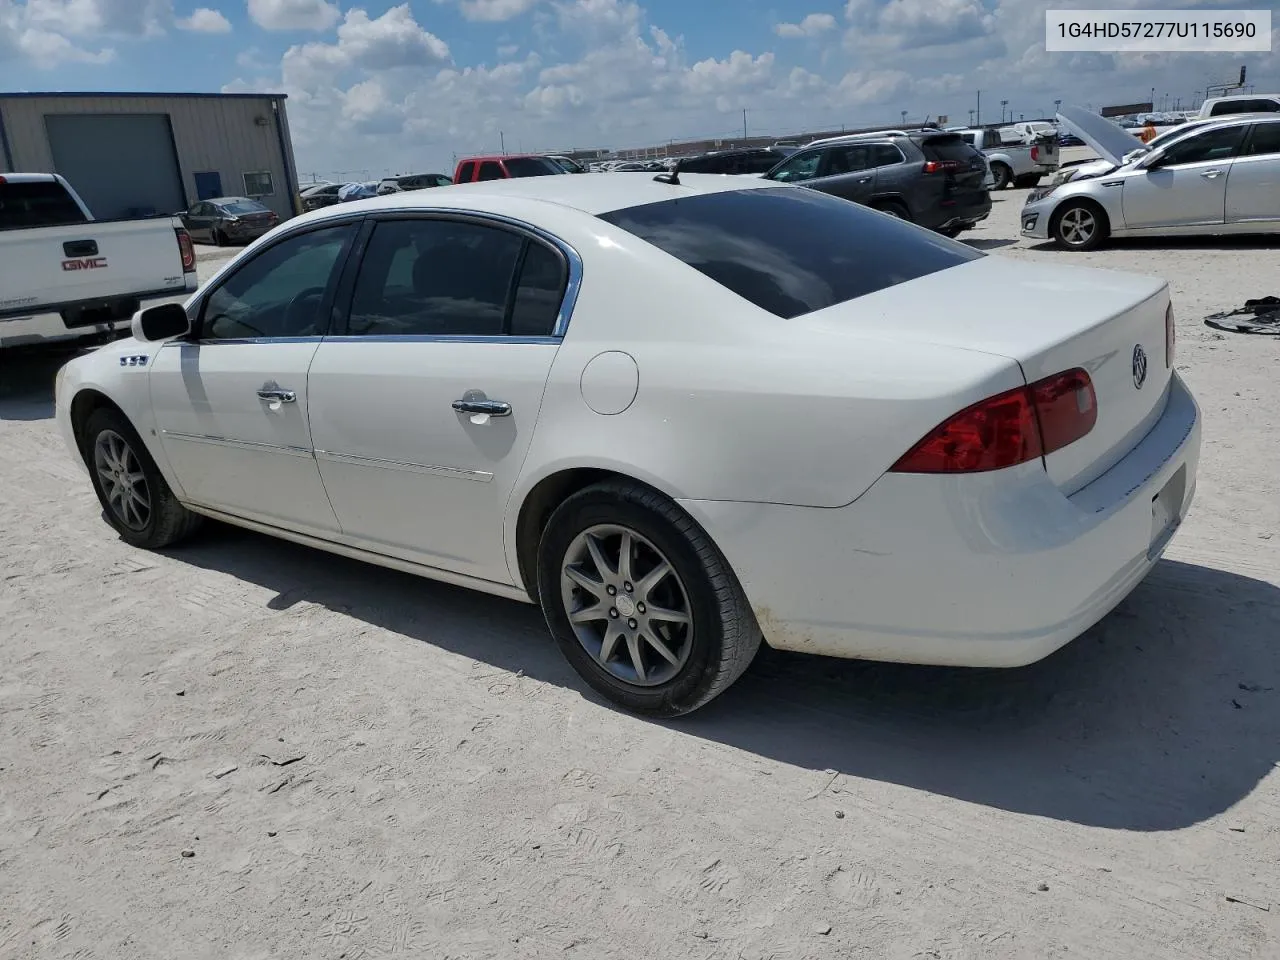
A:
[
  {"xmin": 537, "ymin": 481, "xmax": 761, "ymax": 717},
  {"xmin": 82, "ymin": 407, "xmax": 202, "ymax": 550},
  {"xmin": 1051, "ymin": 200, "xmax": 1109, "ymax": 251}
]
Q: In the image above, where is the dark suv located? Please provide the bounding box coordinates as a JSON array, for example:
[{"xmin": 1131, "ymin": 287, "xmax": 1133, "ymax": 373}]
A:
[
  {"xmin": 677, "ymin": 146, "xmax": 797, "ymax": 175},
  {"xmin": 762, "ymin": 131, "xmax": 990, "ymax": 237}
]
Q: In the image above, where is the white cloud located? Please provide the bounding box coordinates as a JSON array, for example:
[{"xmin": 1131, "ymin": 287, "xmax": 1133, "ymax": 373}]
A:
[
  {"xmin": 24, "ymin": 0, "xmax": 173, "ymax": 37},
  {"xmin": 247, "ymin": 0, "xmax": 340, "ymax": 31},
  {"xmin": 334, "ymin": 5, "xmax": 450, "ymax": 66},
  {"xmin": 16, "ymin": 26, "xmax": 116, "ymax": 64},
  {"xmin": 458, "ymin": 0, "xmax": 540, "ymax": 22},
  {"xmin": 177, "ymin": 7, "xmax": 231, "ymax": 33},
  {"xmin": 774, "ymin": 13, "xmax": 836, "ymax": 39}
]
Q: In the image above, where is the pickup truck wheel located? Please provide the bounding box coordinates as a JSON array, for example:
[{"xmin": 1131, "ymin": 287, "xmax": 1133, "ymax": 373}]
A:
[
  {"xmin": 538, "ymin": 481, "xmax": 761, "ymax": 717},
  {"xmin": 990, "ymin": 163, "xmax": 1012, "ymax": 190},
  {"xmin": 83, "ymin": 408, "xmax": 202, "ymax": 550},
  {"xmin": 1051, "ymin": 200, "xmax": 1109, "ymax": 251}
]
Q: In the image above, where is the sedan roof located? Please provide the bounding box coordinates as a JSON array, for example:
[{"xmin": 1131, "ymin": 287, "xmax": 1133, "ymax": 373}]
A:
[{"xmin": 308, "ymin": 171, "xmax": 779, "ymax": 218}]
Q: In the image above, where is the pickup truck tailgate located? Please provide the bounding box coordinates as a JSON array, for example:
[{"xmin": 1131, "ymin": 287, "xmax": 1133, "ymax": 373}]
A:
[
  {"xmin": 0, "ymin": 220, "xmax": 190, "ymax": 313},
  {"xmin": 1031, "ymin": 136, "xmax": 1060, "ymax": 170}
]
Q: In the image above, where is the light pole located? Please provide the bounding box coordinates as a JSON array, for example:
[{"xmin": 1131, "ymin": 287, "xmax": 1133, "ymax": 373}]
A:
[
  {"xmin": 1000, "ymin": 99, "xmax": 1009, "ymax": 122},
  {"xmin": 900, "ymin": 109, "xmax": 908, "ymax": 127},
  {"xmin": 968, "ymin": 109, "xmax": 975, "ymax": 125},
  {"xmin": 1054, "ymin": 98, "xmax": 1062, "ymax": 116}
]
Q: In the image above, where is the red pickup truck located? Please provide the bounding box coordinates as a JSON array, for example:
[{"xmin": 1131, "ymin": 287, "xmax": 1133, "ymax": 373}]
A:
[{"xmin": 453, "ymin": 155, "xmax": 568, "ymax": 182}]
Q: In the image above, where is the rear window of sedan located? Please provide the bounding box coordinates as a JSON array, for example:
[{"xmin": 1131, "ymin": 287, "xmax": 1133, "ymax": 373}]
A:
[{"xmin": 597, "ymin": 187, "xmax": 982, "ymax": 319}]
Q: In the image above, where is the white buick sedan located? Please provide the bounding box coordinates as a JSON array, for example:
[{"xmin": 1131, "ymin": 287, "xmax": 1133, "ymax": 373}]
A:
[{"xmin": 55, "ymin": 173, "xmax": 1201, "ymax": 716}]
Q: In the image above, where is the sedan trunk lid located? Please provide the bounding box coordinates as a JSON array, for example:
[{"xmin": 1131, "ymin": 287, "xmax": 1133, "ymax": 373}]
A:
[{"xmin": 830, "ymin": 255, "xmax": 1173, "ymax": 494}]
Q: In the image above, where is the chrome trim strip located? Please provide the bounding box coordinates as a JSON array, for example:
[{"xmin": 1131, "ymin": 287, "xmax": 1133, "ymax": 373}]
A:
[
  {"xmin": 161, "ymin": 430, "xmax": 314, "ymax": 458},
  {"xmin": 314, "ymin": 449, "xmax": 493, "ymax": 482},
  {"xmin": 161, "ymin": 336, "xmax": 326, "ymax": 347},
  {"xmin": 320, "ymin": 334, "xmax": 560, "ymax": 345}
]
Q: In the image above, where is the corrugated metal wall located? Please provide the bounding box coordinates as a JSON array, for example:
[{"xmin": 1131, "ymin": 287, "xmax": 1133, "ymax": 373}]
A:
[{"xmin": 0, "ymin": 95, "xmax": 299, "ymax": 220}]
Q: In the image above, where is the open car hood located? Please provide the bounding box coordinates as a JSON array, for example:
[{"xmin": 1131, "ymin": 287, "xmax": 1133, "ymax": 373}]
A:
[{"xmin": 1056, "ymin": 106, "xmax": 1146, "ymax": 167}]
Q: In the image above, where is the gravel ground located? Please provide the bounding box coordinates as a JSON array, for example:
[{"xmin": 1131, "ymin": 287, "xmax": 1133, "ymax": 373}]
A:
[{"xmin": 2, "ymin": 170, "xmax": 1278, "ymax": 960}]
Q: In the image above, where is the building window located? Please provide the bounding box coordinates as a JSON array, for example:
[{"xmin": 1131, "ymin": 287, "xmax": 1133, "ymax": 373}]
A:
[{"xmin": 242, "ymin": 171, "xmax": 275, "ymax": 197}]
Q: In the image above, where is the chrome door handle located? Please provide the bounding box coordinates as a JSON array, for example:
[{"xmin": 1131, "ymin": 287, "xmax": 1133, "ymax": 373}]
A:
[
  {"xmin": 257, "ymin": 388, "xmax": 296, "ymax": 403},
  {"xmin": 452, "ymin": 398, "xmax": 511, "ymax": 417},
  {"xmin": 1200, "ymin": 169, "xmax": 1223, "ymax": 179}
]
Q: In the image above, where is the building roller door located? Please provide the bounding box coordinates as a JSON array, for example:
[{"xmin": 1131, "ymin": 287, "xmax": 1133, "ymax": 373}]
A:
[{"xmin": 45, "ymin": 113, "xmax": 186, "ymax": 220}]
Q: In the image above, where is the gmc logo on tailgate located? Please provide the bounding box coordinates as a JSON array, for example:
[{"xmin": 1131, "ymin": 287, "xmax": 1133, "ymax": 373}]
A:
[{"xmin": 62, "ymin": 257, "xmax": 108, "ymax": 271}]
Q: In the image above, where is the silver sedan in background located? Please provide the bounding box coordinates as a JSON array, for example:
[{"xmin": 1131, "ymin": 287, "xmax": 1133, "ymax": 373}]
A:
[{"xmin": 1022, "ymin": 108, "xmax": 1280, "ymax": 250}]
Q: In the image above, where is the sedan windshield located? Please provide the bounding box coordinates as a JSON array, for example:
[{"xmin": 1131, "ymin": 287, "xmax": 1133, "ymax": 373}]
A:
[{"xmin": 599, "ymin": 187, "xmax": 982, "ymax": 319}]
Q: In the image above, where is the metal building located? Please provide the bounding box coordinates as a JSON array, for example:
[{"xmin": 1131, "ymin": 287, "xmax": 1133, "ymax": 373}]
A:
[{"xmin": 0, "ymin": 92, "xmax": 301, "ymax": 221}]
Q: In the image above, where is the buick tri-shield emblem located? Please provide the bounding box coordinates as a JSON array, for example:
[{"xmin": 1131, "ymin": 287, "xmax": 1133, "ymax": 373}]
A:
[{"xmin": 1132, "ymin": 344, "xmax": 1148, "ymax": 389}]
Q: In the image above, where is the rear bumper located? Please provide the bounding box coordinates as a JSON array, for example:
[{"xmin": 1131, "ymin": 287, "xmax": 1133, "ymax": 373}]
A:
[
  {"xmin": 0, "ymin": 284, "xmax": 195, "ymax": 348},
  {"xmin": 681, "ymin": 373, "xmax": 1201, "ymax": 668},
  {"xmin": 930, "ymin": 193, "xmax": 992, "ymax": 230}
]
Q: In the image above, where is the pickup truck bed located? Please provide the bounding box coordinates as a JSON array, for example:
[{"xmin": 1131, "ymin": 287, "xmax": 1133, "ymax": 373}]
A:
[{"xmin": 0, "ymin": 174, "xmax": 198, "ymax": 348}]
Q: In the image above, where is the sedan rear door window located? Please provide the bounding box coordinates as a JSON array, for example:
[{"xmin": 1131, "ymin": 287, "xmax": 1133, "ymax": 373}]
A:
[
  {"xmin": 345, "ymin": 218, "xmax": 566, "ymax": 337},
  {"xmin": 1243, "ymin": 122, "xmax": 1280, "ymax": 156},
  {"xmin": 599, "ymin": 187, "xmax": 981, "ymax": 320}
]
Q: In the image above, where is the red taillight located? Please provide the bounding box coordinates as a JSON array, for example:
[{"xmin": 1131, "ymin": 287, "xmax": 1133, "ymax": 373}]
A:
[
  {"xmin": 891, "ymin": 368, "xmax": 1096, "ymax": 474},
  {"xmin": 1031, "ymin": 145, "xmax": 1040, "ymax": 162},
  {"xmin": 1165, "ymin": 303, "xmax": 1175, "ymax": 367},
  {"xmin": 175, "ymin": 227, "xmax": 195, "ymax": 273},
  {"xmin": 922, "ymin": 160, "xmax": 961, "ymax": 174},
  {"xmin": 1032, "ymin": 369, "xmax": 1097, "ymax": 454}
]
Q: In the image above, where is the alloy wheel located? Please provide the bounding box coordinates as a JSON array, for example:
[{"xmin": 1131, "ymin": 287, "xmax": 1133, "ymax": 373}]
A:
[
  {"xmin": 93, "ymin": 430, "xmax": 151, "ymax": 531},
  {"xmin": 560, "ymin": 523, "xmax": 694, "ymax": 687},
  {"xmin": 1059, "ymin": 207, "xmax": 1096, "ymax": 246}
]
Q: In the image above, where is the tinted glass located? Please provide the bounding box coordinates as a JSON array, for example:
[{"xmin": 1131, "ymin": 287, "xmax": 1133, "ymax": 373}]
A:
[
  {"xmin": 1244, "ymin": 122, "xmax": 1280, "ymax": 156},
  {"xmin": 221, "ymin": 200, "xmax": 269, "ymax": 215},
  {"xmin": 920, "ymin": 136, "xmax": 977, "ymax": 162},
  {"xmin": 201, "ymin": 224, "xmax": 355, "ymax": 340},
  {"xmin": 766, "ymin": 150, "xmax": 822, "ymax": 182},
  {"xmin": 678, "ymin": 154, "xmax": 725, "ymax": 174},
  {"xmin": 347, "ymin": 219, "xmax": 523, "ymax": 337},
  {"xmin": 1212, "ymin": 99, "xmax": 1280, "ymax": 116},
  {"xmin": 1162, "ymin": 125, "xmax": 1245, "ymax": 165},
  {"xmin": 741, "ymin": 151, "xmax": 783, "ymax": 173},
  {"xmin": 504, "ymin": 157, "xmax": 560, "ymax": 177},
  {"xmin": 824, "ymin": 145, "xmax": 871, "ymax": 175},
  {"xmin": 510, "ymin": 241, "xmax": 568, "ymax": 336},
  {"xmin": 457, "ymin": 162, "xmax": 476, "ymax": 181},
  {"xmin": 872, "ymin": 144, "xmax": 905, "ymax": 166},
  {"xmin": 598, "ymin": 187, "xmax": 982, "ymax": 320},
  {"xmin": 477, "ymin": 162, "xmax": 504, "ymax": 181},
  {"xmin": 0, "ymin": 180, "xmax": 87, "ymax": 229}
]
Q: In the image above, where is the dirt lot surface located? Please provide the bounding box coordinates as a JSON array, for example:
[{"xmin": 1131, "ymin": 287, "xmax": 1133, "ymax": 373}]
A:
[{"xmin": 2, "ymin": 174, "xmax": 1279, "ymax": 959}]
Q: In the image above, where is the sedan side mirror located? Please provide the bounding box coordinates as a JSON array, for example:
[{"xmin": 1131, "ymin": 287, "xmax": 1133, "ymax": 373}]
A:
[
  {"xmin": 132, "ymin": 302, "xmax": 191, "ymax": 342},
  {"xmin": 1139, "ymin": 150, "xmax": 1166, "ymax": 170}
]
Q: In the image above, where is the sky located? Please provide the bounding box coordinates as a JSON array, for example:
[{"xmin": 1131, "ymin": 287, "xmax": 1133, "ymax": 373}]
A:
[{"xmin": 1, "ymin": 0, "xmax": 1277, "ymax": 179}]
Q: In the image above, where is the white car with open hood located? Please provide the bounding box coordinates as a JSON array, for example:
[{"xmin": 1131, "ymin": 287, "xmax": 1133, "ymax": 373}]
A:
[
  {"xmin": 1023, "ymin": 106, "xmax": 1280, "ymax": 250},
  {"xmin": 55, "ymin": 172, "xmax": 1200, "ymax": 715}
]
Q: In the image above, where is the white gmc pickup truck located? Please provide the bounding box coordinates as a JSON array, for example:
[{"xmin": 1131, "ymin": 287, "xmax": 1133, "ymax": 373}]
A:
[{"xmin": 0, "ymin": 173, "xmax": 198, "ymax": 348}]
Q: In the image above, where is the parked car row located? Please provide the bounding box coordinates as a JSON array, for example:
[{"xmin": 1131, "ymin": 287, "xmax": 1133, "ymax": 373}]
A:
[{"xmin": 1024, "ymin": 108, "xmax": 1280, "ymax": 250}]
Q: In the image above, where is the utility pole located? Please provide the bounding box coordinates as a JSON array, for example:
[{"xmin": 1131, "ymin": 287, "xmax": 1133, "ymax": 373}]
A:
[
  {"xmin": 500, "ymin": 131, "xmax": 506, "ymax": 155},
  {"xmin": 900, "ymin": 109, "xmax": 907, "ymax": 126},
  {"xmin": 976, "ymin": 89, "xmax": 981, "ymax": 126},
  {"xmin": 1000, "ymin": 99, "xmax": 1008, "ymax": 123},
  {"xmin": 743, "ymin": 108, "xmax": 748, "ymax": 139},
  {"xmin": 1054, "ymin": 98, "xmax": 1062, "ymax": 116}
]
